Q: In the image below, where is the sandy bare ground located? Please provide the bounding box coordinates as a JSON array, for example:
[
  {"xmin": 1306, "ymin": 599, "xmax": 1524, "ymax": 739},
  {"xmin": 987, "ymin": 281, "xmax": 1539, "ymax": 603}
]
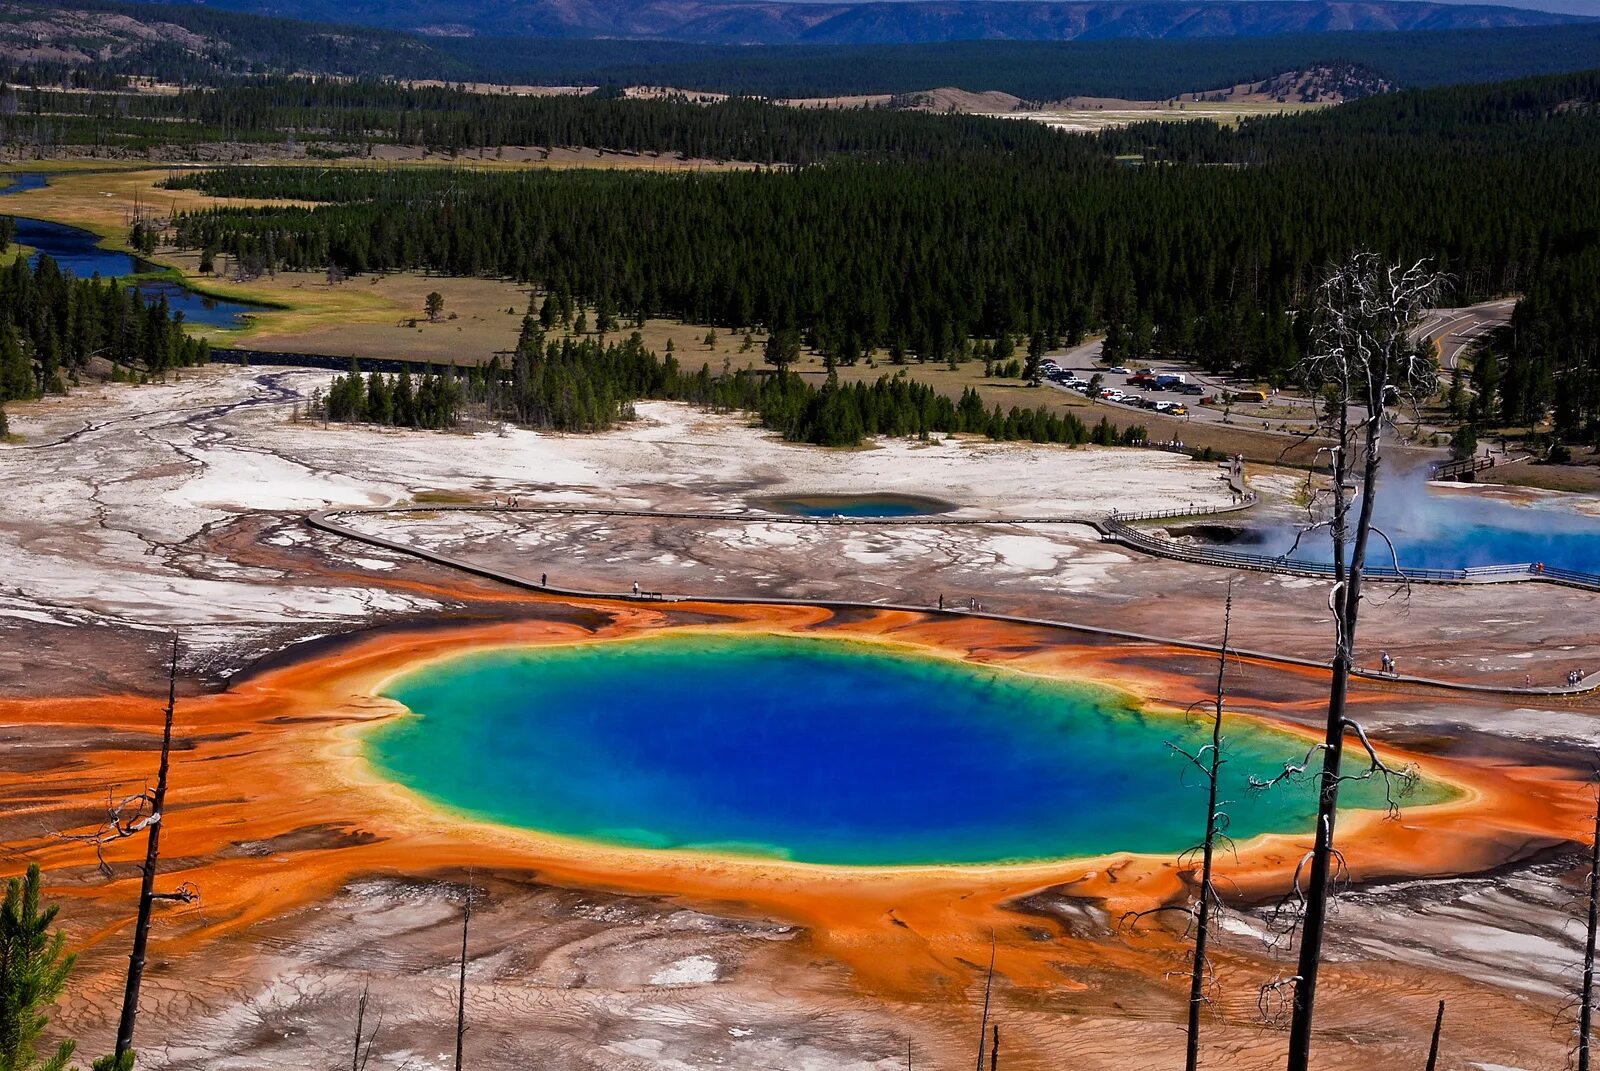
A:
[
  {"xmin": 0, "ymin": 368, "xmax": 1230, "ymax": 682},
  {"xmin": 4, "ymin": 367, "xmax": 1600, "ymax": 1070}
]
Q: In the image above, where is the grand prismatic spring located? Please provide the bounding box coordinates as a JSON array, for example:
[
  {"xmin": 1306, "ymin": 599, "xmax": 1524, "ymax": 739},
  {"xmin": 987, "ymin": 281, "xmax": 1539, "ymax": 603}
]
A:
[
  {"xmin": 3, "ymin": 138, "xmax": 1599, "ymax": 1065},
  {"xmin": 370, "ymin": 632, "xmax": 1453, "ymax": 867}
]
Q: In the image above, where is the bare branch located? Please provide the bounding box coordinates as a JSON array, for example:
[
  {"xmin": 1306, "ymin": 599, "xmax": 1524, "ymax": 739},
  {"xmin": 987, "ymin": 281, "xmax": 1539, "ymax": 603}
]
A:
[
  {"xmin": 1271, "ymin": 253, "xmax": 1447, "ymax": 1071},
  {"xmin": 1337, "ymin": 718, "xmax": 1420, "ymax": 815}
]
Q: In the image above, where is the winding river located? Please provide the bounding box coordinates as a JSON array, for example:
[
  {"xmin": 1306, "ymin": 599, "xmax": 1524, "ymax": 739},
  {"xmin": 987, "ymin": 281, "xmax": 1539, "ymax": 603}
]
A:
[{"xmin": 1, "ymin": 172, "xmax": 266, "ymax": 328}]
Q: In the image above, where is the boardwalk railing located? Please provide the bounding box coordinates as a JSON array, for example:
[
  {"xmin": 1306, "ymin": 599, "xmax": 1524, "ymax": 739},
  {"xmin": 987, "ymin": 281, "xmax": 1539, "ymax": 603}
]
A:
[
  {"xmin": 1108, "ymin": 491, "xmax": 1258, "ymax": 525},
  {"xmin": 1432, "ymin": 454, "xmax": 1496, "ymax": 480},
  {"xmin": 307, "ymin": 505, "xmax": 1598, "ymax": 697}
]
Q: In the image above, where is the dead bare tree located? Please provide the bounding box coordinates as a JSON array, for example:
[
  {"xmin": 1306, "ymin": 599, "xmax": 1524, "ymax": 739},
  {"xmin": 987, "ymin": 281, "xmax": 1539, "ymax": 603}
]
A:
[
  {"xmin": 58, "ymin": 636, "xmax": 198, "ymax": 1068},
  {"xmin": 1251, "ymin": 253, "xmax": 1443, "ymax": 1071},
  {"xmin": 351, "ymin": 979, "xmax": 383, "ymax": 1071},
  {"xmin": 1580, "ymin": 791, "xmax": 1600, "ymax": 1071},
  {"xmin": 1425, "ymin": 1000, "xmax": 1444, "ymax": 1071},
  {"xmin": 353, "ymin": 983, "xmax": 369, "ymax": 1071},
  {"xmin": 1120, "ymin": 590, "xmax": 1237, "ymax": 1071},
  {"xmin": 114, "ymin": 636, "xmax": 200, "ymax": 1062},
  {"xmin": 455, "ymin": 883, "xmax": 471, "ymax": 1071},
  {"xmin": 974, "ymin": 932, "xmax": 996, "ymax": 1071},
  {"xmin": 1181, "ymin": 591, "xmax": 1234, "ymax": 1071}
]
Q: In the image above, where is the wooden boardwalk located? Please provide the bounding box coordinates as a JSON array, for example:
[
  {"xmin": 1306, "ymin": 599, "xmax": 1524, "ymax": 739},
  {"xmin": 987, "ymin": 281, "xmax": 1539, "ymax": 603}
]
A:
[{"xmin": 306, "ymin": 502, "xmax": 1599, "ymax": 700}]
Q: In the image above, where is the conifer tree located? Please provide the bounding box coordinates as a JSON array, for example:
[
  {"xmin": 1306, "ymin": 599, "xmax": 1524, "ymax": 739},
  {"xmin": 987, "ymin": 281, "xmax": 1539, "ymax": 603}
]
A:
[{"xmin": 0, "ymin": 864, "xmax": 77, "ymax": 1071}]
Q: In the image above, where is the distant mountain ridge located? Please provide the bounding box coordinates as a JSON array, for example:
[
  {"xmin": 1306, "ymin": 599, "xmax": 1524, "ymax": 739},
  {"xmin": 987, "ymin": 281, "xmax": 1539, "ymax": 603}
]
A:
[
  {"xmin": 0, "ymin": 0, "xmax": 456, "ymax": 78},
  {"xmin": 5, "ymin": 0, "xmax": 1596, "ymax": 98},
  {"xmin": 125, "ymin": 0, "xmax": 1587, "ymax": 45}
]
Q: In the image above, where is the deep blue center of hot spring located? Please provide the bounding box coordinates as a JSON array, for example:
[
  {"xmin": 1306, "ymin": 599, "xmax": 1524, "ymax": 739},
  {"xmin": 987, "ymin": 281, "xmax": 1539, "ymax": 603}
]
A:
[{"xmin": 368, "ymin": 633, "xmax": 1447, "ymax": 867}]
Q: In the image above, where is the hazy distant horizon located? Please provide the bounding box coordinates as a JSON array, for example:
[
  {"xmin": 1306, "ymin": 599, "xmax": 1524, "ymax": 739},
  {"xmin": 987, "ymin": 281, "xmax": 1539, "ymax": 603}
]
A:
[
  {"xmin": 1465, "ymin": 0, "xmax": 1596, "ymax": 16},
  {"xmin": 768, "ymin": 0, "xmax": 1600, "ymax": 18}
]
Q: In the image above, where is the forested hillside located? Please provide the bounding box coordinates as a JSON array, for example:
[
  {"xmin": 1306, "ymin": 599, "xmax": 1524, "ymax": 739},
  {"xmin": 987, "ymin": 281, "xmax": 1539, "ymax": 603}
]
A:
[
  {"xmin": 160, "ymin": 70, "xmax": 1600, "ymax": 399},
  {"xmin": 472, "ymin": 26, "xmax": 1600, "ymax": 100},
  {"xmin": 1470, "ymin": 250, "xmax": 1600, "ymax": 449},
  {"xmin": 0, "ymin": 0, "xmax": 463, "ymax": 81},
  {"xmin": 1101, "ymin": 68, "xmax": 1600, "ymax": 159},
  {"xmin": 0, "ymin": 80, "xmax": 1088, "ymax": 161}
]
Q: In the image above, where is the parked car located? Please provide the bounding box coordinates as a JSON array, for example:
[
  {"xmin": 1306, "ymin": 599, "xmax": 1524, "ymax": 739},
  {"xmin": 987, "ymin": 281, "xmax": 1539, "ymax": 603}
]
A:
[
  {"xmin": 1169, "ymin": 404, "xmax": 1189, "ymax": 416},
  {"xmin": 1099, "ymin": 388, "xmax": 1124, "ymax": 400},
  {"xmin": 1178, "ymin": 383, "xmax": 1204, "ymax": 395},
  {"xmin": 1121, "ymin": 394, "xmax": 1145, "ymax": 406},
  {"xmin": 1152, "ymin": 401, "xmax": 1175, "ymax": 413},
  {"xmin": 1107, "ymin": 365, "xmax": 1131, "ymax": 374}
]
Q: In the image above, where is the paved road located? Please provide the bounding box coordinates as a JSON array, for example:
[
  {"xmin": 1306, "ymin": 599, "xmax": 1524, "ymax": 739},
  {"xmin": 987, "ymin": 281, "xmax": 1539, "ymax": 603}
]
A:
[{"xmin": 1421, "ymin": 298, "xmax": 1516, "ymax": 371}]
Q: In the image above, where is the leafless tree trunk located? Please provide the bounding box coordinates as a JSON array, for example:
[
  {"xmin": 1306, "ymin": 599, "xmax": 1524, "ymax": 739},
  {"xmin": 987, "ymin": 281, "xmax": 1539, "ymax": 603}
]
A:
[
  {"xmin": 352, "ymin": 983, "xmax": 368, "ymax": 1071},
  {"xmin": 1184, "ymin": 591, "xmax": 1234, "ymax": 1071},
  {"xmin": 55, "ymin": 638, "xmax": 197, "ymax": 1070},
  {"xmin": 113, "ymin": 636, "xmax": 180, "ymax": 1061},
  {"xmin": 1425, "ymin": 1000, "xmax": 1444, "ymax": 1071},
  {"xmin": 1255, "ymin": 254, "xmax": 1441, "ymax": 1071},
  {"xmin": 455, "ymin": 886, "xmax": 471, "ymax": 1071},
  {"xmin": 974, "ymin": 932, "xmax": 996, "ymax": 1071},
  {"xmin": 349, "ymin": 979, "xmax": 383, "ymax": 1071},
  {"xmin": 1122, "ymin": 591, "xmax": 1238, "ymax": 1069},
  {"xmin": 1580, "ymin": 792, "xmax": 1600, "ymax": 1071}
]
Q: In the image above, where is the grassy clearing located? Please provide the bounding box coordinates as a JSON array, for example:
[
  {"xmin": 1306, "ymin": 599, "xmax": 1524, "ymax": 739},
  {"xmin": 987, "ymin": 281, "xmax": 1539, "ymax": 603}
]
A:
[
  {"xmin": 0, "ymin": 165, "xmax": 319, "ymax": 245},
  {"xmin": 1018, "ymin": 98, "xmax": 1328, "ymax": 134},
  {"xmin": 1, "ymin": 164, "xmax": 756, "ymax": 347},
  {"xmin": 1493, "ymin": 463, "xmax": 1600, "ymax": 493},
  {"xmin": 410, "ymin": 490, "xmax": 479, "ymax": 504}
]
